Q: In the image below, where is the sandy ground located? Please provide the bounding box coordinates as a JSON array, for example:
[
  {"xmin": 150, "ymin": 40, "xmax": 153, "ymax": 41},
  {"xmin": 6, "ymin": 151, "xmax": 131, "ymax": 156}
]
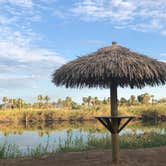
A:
[{"xmin": 0, "ymin": 147, "xmax": 166, "ymax": 166}]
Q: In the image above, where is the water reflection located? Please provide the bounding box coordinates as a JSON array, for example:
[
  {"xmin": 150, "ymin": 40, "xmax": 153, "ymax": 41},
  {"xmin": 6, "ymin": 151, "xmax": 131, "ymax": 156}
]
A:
[{"xmin": 0, "ymin": 121, "xmax": 165, "ymax": 152}]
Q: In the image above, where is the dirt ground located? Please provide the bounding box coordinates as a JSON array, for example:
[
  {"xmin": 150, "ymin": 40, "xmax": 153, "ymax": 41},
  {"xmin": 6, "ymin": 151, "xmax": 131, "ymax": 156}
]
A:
[{"xmin": 0, "ymin": 146, "xmax": 166, "ymax": 166}]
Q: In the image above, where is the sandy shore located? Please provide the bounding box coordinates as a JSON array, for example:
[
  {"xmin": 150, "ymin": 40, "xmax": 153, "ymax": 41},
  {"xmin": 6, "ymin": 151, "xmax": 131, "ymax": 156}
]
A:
[{"xmin": 0, "ymin": 146, "xmax": 166, "ymax": 166}]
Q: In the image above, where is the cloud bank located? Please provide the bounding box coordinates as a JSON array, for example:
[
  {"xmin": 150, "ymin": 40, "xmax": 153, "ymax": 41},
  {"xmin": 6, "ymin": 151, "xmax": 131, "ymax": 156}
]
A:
[
  {"xmin": 0, "ymin": 0, "xmax": 65, "ymax": 89},
  {"xmin": 67, "ymin": 0, "xmax": 166, "ymax": 34}
]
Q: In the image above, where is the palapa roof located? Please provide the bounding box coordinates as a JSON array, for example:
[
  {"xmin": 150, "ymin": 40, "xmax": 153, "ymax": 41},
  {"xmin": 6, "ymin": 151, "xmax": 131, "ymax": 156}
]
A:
[{"xmin": 52, "ymin": 42, "xmax": 166, "ymax": 89}]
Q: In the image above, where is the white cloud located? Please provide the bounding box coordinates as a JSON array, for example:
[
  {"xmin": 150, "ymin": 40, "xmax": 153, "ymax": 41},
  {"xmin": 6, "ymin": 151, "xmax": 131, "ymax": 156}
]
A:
[
  {"xmin": 0, "ymin": 75, "xmax": 38, "ymax": 89},
  {"xmin": 0, "ymin": 1, "xmax": 66, "ymax": 90},
  {"xmin": 0, "ymin": 28, "xmax": 66, "ymax": 89},
  {"xmin": 8, "ymin": 0, "xmax": 33, "ymax": 8},
  {"xmin": 71, "ymin": 0, "xmax": 135, "ymax": 21},
  {"xmin": 0, "ymin": 41, "xmax": 65, "ymax": 63},
  {"xmin": 69, "ymin": 0, "xmax": 166, "ymax": 34}
]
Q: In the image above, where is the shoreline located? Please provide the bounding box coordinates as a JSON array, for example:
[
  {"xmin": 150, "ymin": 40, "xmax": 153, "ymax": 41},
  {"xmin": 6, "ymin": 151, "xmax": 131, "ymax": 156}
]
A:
[
  {"xmin": 0, "ymin": 116, "xmax": 165, "ymax": 124},
  {"xmin": 0, "ymin": 146, "xmax": 165, "ymax": 166}
]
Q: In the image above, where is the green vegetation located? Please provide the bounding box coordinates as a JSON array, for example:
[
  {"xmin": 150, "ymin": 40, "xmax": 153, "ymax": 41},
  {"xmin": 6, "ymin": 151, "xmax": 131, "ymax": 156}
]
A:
[
  {"xmin": 0, "ymin": 131, "xmax": 165, "ymax": 159},
  {"xmin": 0, "ymin": 93, "xmax": 165, "ymax": 122},
  {"xmin": 0, "ymin": 94, "xmax": 165, "ymax": 122},
  {"xmin": 0, "ymin": 144, "xmax": 21, "ymax": 158}
]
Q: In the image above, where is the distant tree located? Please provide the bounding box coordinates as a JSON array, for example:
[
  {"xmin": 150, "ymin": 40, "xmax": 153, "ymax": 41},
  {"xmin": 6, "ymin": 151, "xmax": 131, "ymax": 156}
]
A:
[
  {"xmin": 82, "ymin": 97, "xmax": 88, "ymax": 105},
  {"xmin": 138, "ymin": 93, "xmax": 151, "ymax": 105},
  {"xmin": 137, "ymin": 94, "xmax": 144, "ymax": 103},
  {"xmin": 87, "ymin": 96, "xmax": 92, "ymax": 107},
  {"xmin": 71, "ymin": 101, "xmax": 80, "ymax": 109},
  {"xmin": 64, "ymin": 96, "xmax": 72, "ymax": 108},
  {"xmin": 94, "ymin": 97, "xmax": 100, "ymax": 105},
  {"xmin": 158, "ymin": 98, "xmax": 166, "ymax": 103},
  {"xmin": 2, "ymin": 97, "xmax": 8, "ymax": 110},
  {"xmin": 44, "ymin": 95, "xmax": 50, "ymax": 109},
  {"xmin": 12, "ymin": 99, "xmax": 17, "ymax": 109},
  {"xmin": 8, "ymin": 99, "xmax": 14, "ymax": 109},
  {"xmin": 37, "ymin": 95, "xmax": 43, "ymax": 108},
  {"xmin": 143, "ymin": 94, "xmax": 151, "ymax": 105},
  {"xmin": 17, "ymin": 98, "xmax": 24, "ymax": 111},
  {"xmin": 13, "ymin": 99, "xmax": 16, "ymax": 104},
  {"xmin": 130, "ymin": 95, "xmax": 136, "ymax": 105},
  {"xmin": 102, "ymin": 98, "xmax": 108, "ymax": 104},
  {"xmin": 2, "ymin": 97, "xmax": 8, "ymax": 104},
  {"xmin": 90, "ymin": 97, "xmax": 95, "ymax": 106},
  {"xmin": 120, "ymin": 97, "xmax": 127, "ymax": 105}
]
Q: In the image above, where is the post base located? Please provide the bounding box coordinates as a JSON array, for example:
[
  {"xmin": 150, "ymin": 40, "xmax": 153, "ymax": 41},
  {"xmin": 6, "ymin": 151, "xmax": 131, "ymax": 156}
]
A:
[{"xmin": 112, "ymin": 133, "xmax": 120, "ymax": 163}]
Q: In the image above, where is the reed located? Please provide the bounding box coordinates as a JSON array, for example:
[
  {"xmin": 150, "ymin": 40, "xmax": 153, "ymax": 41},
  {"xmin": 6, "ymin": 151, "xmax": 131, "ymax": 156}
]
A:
[{"xmin": 0, "ymin": 131, "xmax": 165, "ymax": 159}]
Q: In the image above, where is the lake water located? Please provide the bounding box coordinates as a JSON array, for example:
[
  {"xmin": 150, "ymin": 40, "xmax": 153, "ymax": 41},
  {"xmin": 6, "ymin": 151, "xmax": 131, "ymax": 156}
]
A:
[{"xmin": 0, "ymin": 120, "xmax": 165, "ymax": 153}]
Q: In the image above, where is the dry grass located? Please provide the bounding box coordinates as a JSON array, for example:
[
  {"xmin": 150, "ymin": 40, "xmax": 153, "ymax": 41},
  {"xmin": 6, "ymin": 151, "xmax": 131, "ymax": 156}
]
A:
[{"xmin": 0, "ymin": 104, "xmax": 165, "ymax": 123}]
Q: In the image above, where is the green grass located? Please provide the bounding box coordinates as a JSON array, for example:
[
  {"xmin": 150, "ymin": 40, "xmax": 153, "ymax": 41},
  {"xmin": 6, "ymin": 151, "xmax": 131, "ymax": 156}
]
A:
[
  {"xmin": 56, "ymin": 132, "xmax": 166, "ymax": 152},
  {"xmin": 0, "ymin": 144, "xmax": 21, "ymax": 158},
  {"xmin": 0, "ymin": 131, "xmax": 165, "ymax": 159}
]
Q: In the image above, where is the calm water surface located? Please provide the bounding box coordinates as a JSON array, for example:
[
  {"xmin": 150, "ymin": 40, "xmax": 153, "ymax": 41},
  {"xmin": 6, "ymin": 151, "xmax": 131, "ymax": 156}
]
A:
[{"xmin": 0, "ymin": 121, "xmax": 165, "ymax": 152}]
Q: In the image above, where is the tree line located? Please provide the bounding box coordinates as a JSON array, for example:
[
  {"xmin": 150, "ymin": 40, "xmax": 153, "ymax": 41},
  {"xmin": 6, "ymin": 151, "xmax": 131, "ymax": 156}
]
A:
[{"xmin": 0, "ymin": 93, "xmax": 165, "ymax": 110}]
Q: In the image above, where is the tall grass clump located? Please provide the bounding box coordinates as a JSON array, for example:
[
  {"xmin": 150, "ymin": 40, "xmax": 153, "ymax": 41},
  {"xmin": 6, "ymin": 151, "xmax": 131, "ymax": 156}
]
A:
[
  {"xmin": 56, "ymin": 130, "xmax": 87, "ymax": 152},
  {"xmin": 0, "ymin": 144, "xmax": 21, "ymax": 158},
  {"xmin": 0, "ymin": 131, "xmax": 165, "ymax": 158}
]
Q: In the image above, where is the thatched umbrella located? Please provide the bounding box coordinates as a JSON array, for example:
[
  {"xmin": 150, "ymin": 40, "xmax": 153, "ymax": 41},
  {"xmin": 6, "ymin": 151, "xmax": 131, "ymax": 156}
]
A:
[{"xmin": 52, "ymin": 42, "xmax": 166, "ymax": 163}]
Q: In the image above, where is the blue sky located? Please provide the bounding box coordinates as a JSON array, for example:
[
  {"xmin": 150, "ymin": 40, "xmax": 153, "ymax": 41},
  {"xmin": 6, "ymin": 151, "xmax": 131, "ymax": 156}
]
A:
[{"xmin": 0, "ymin": 0, "xmax": 166, "ymax": 103}]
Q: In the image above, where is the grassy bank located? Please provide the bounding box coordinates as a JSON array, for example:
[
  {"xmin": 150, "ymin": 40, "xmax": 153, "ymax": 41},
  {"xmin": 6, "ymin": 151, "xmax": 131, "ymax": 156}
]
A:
[
  {"xmin": 0, "ymin": 120, "xmax": 165, "ymax": 136},
  {"xmin": 0, "ymin": 132, "xmax": 165, "ymax": 159},
  {"xmin": 0, "ymin": 104, "xmax": 165, "ymax": 123}
]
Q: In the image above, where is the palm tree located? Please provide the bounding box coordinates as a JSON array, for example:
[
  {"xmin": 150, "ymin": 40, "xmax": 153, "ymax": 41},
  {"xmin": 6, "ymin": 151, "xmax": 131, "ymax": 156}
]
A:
[
  {"xmin": 8, "ymin": 99, "xmax": 14, "ymax": 109},
  {"xmin": 102, "ymin": 98, "xmax": 108, "ymax": 104},
  {"xmin": 17, "ymin": 98, "xmax": 23, "ymax": 111},
  {"xmin": 2, "ymin": 96, "xmax": 8, "ymax": 104},
  {"xmin": 65, "ymin": 96, "xmax": 72, "ymax": 108},
  {"xmin": 137, "ymin": 94, "xmax": 144, "ymax": 103},
  {"xmin": 13, "ymin": 99, "xmax": 17, "ymax": 108},
  {"xmin": 2, "ymin": 97, "xmax": 8, "ymax": 110},
  {"xmin": 130, "ymin": 95, "xmax": 136, "ymax": 105},
  {"xmin": 44, "ymin": 95, "xmax": 50, "ymax": 109},
  {"xmin": 120, "ymin": 97, "xmax": 127, "ymax": 106},
  {"xmin": 87, "ymin": 96, "xmax": 92, "ymax": 107},
  {"xmin": 37, "ymin": 95, "xmax": 43, "ymax": 108},
  {"xmin": 143, "ymin": 94, "xmax": 150, "ymax": 105},
  {"xmin": 82, "ymin": 97, "xmax": 88, "ymax": 105},
  {"xmin": 94, "ymin": 97, "xmax": 100, "ymax": 105}
]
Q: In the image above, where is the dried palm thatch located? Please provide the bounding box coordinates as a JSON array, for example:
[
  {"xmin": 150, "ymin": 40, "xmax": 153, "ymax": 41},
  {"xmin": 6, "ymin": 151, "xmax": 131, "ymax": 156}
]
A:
[
  {"xmin": 52, "ymin": 42, "xmax": 166, "ymax": 163},
  {"xmin": 52, "ymin": 42, "xmax": 166, "ymax": 89}
]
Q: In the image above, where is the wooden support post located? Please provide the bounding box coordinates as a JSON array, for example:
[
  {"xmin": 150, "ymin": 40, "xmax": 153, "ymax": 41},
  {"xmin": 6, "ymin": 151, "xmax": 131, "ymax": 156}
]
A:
[
  {"xmin": 111, "ymin": 133, "xmax": 120, "ymax": 163},
  {"xmin": 111, "ymin": 82, "xmax": 118, "ymax": 116},
  {"xmin": 110, "ymin": 82, "xmax": 119, "ymax": 163}
]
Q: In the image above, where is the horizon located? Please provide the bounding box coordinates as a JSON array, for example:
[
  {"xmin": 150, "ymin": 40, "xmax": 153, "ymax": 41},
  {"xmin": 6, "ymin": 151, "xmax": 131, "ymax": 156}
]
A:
[
  {"xmin": 0, "ymin": 0, "xmax": 166, "ymax": 103},
  {"xmin": 0, "ymin": 90, "xmax": 165, "ymax": 104}
]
